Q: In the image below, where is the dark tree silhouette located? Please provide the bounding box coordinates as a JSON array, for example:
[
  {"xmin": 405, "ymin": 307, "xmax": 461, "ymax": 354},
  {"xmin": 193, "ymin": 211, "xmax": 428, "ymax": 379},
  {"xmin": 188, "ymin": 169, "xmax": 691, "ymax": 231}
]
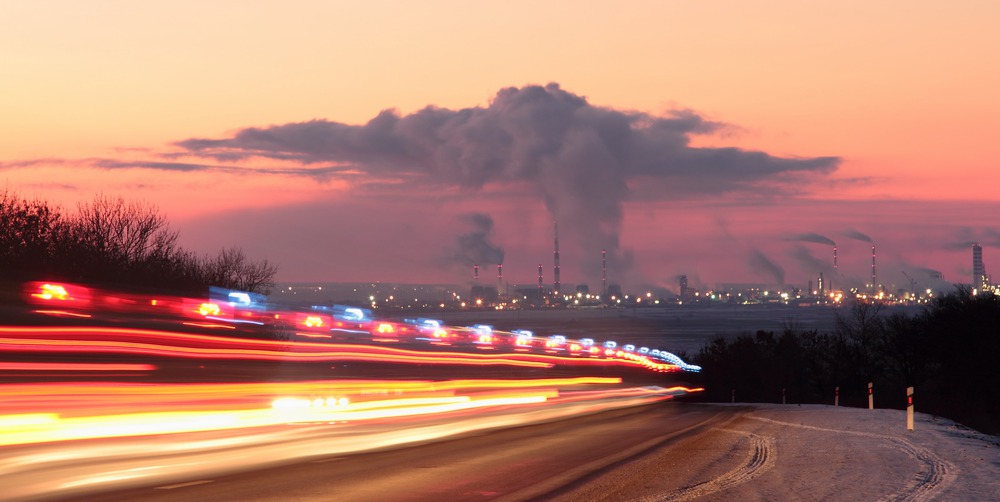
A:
[
  {"xmin": 0, "ymin": 191, "xmax": 277, "ymax": 296},
  {"xmin": 53, "ymin": 195, "xmax": 182, "ymax": 286},
  {"xmin": 0, "ymin": 190, "xmax": 62, "ymax": 278},
  {"xmin": 691, "ymin": 291, "xmax": 1000, "ymax": 434},
  {"xmin": 201, "ymin": 247, "xmax": 277, "ymax": 295}
]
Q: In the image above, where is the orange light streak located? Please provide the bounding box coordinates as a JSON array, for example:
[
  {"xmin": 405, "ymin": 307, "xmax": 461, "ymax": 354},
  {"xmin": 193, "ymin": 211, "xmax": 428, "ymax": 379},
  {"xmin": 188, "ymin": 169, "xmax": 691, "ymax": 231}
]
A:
[
  {"xmin": 0, "ymin": 325, "xmax": 681, "ymax": 373},
  {"xmin": 0, "ymin": 326, "xmax": 564, "ymax": 368},
  {"xmin": 0, "ymin": 377, "xmax": 634, "ymax": 446},
  {"xmin": 0, "ymin": 391, "xmax": 555, "ymax": 446},
  {"xmin": 0, "ymin": 337, "xmax": 555, "ymax": 367},
  {"xmin": 0, "ymin": 377, "xmax": 623, "ymax": 418},
  {"xmin": 295, "ymin": 332, "xmax": 332, "ymax": 339},
  {"xmin": 0, "ymin": 362, "xmax": 156, "ymax": 371},
  {"xmin": 31, "ymin": 310, "xmax": 93, "ymax": 318},
  {"xmin": 181, "ymin": 322, "xmax": 237, "ymax": 329}
]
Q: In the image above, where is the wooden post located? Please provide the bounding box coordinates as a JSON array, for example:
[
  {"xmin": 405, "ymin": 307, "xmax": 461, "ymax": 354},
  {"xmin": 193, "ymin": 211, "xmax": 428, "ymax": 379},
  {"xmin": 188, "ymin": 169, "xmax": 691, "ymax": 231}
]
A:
[{"xmin": 834, "ymin": 386, "xmax": 839, "ymax": 407}]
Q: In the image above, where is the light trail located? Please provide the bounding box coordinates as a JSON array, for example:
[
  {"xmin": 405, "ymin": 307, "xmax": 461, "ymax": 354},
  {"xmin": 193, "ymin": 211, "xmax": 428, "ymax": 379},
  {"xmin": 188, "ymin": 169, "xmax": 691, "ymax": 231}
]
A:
[
  {"xmin": 0, "ymin": 325, "xmax": 680, "ymax": 371},
  {"xmin": 0, "ymin": 377, "xmax": 681, "ymax": 446},
  {"xmin": 0, "ymin": 382, "xmax": 700, "ymax": 501},
  {"xmin": 0, "ymin": 362, "xmax": 156, "ymax": 372},
  {"xmin": 29, "ymin": 310, "xmax": 92, "ymax": 318},
  {"xmin": 0, "ymin": 377, "xmax": 624, "ymax": 416}
]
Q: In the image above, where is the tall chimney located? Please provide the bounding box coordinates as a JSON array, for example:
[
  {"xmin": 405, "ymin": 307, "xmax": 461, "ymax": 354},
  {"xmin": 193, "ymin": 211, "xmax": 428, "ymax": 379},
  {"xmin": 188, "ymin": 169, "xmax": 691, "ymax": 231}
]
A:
[
  {"xmin": 602, "ymin": 249, "xmax": 607, "ymax": 297},
  {"xmin": 498, "ymin": 264, "xmax": 503, "ymax": 292},
  {"xmin": 474, "ymin": 264, "xmax": 479, "ymax": 281},
  {"xmin": 832, "ymin": 244, "xmax": 838, "ymax": 291},
  {"xmin": 538, "ymin": 264, "xmax": 544, "ymax": 297},
  {"xmin": 554, "ymin": 222, "xmax": 560, "ymax": 295},
  {"xmin": 871, "ymin": 245, "xmax": 877, "ymax": 291}
]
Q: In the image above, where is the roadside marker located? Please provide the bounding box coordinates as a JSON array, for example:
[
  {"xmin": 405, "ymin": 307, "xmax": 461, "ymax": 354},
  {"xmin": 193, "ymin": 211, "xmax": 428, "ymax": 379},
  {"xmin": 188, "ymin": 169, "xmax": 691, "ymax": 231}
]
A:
[{"xmin": 906, "ymin": 386, "xmax": 914, "ymax": 431}]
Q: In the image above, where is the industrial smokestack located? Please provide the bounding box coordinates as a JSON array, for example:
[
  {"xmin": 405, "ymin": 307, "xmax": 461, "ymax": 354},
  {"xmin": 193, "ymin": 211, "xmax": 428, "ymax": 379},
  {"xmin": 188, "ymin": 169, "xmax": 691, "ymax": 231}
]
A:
[
  {"xmin": 498, "ymin": 264, "xmax": 503, "ymax": 292},
  {"xmin": 474, "ymin": 264, "xmax": 479, "ymax": 281},
  {"xmin": 973, "ymin": 243, "xmax": 985, "ymax": 289},
  {"xmin": 871, "ymin": 245, "xmax": 877, "ymax": 291},
  {"xmin": 602, "ymin": 248, "xmax": 607, "ymax": 297},
  {"xmin": 538, "ymin": 264, "xmax": 544, "ymax": 296},
  {"xmin": 554, "ymin": 222, "xmax": 560, "ymax": 295},
  {"xmin": 833, "ymin": 244, "xmax": 837, "ymax": 291}
]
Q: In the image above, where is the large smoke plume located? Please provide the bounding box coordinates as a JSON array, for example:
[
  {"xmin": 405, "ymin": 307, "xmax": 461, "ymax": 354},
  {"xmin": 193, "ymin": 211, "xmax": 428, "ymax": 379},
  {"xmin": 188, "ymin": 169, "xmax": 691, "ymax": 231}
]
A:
[{"xmin": 177, "ymin": 83, "xmax": 838, "ymax": 279}]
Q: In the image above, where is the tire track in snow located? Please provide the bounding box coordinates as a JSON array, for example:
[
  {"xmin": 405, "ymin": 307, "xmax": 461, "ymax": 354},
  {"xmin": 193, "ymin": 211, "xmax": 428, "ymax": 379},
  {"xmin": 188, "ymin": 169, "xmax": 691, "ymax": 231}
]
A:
[
  {"xmin": 645, "ymin": 428, "xmax": 776, "ymax": 502},
  {"xmin": 747, "ymin": 415, "xmax": 955, "ymax": 502}
]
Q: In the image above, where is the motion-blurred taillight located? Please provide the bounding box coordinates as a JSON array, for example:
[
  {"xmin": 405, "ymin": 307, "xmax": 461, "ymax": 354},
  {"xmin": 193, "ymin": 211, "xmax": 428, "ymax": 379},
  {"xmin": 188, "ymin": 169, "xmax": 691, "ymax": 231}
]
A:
[{"xmin": 198, "ymin": 302, "xmax": 221, "ymax": 316}]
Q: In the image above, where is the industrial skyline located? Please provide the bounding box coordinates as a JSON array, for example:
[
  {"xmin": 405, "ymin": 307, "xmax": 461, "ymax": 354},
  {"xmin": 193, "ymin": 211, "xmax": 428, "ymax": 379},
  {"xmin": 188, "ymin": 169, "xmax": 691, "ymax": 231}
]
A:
[{"xmin": 457, "ymin": 239, "xmax": 989, "ymax": 303}]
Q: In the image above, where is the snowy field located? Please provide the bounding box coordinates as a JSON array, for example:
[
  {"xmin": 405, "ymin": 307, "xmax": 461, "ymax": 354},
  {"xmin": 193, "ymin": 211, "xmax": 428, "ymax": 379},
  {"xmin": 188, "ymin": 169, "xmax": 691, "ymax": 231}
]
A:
[
  {"xmin": 718, "ymin": 404, "xmax": 998, "ymax": 501},
  {"xmin": 559, "ymin": 403, "xmax": 1000, "ymax": 501}
]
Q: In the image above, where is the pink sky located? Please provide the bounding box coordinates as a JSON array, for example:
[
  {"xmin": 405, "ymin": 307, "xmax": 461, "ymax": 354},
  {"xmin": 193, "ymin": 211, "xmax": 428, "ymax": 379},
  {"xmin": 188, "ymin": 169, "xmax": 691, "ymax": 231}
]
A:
[{"xmin": 2, "ymin": 1, "xmax": 998, "ymax": 293}]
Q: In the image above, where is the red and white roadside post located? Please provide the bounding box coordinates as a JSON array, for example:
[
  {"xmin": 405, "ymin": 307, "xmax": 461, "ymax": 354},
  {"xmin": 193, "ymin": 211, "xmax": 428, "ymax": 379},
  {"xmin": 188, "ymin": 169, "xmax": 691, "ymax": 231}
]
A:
[
  {"xmin": 834, "ymin": 386, "xmax": 839, "ymax": 407},
  {"xmin": 906, "ymin": 386, "xmax": 914, "ymax": 431},
  {"xmin": 868, "ymin": 382, "xmax": 874, "ymax": 410}
]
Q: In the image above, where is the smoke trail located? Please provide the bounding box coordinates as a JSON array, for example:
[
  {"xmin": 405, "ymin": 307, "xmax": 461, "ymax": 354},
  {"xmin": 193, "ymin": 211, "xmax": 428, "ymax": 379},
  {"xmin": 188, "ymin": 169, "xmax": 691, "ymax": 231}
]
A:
[
  {"xmin": 748, "ymin": 248, "xmax": 785, "ymax": 285},
  {"xmin": 788, "ymin": 232, "xmax": 835, "ymax": 246},
  {"xmin": 944, "ymin": 241, "xmax": 979, "ymax": 251},
  {"xmin": 845, "ymin": 230, "xmax": 873, "ymax": 243},
  {"xmin": 451, "ymin": 213, "xmax": 504, "ymax": 267},
  {"xmin": 944, "ymin": 227, "xmax": 1000, "ymax": 250},
  {"xmin": 789, "ymin": 245, "xmax": 834, "ymax": 275},
  {"xmin": 913, "ymin": 266, "xmax": 943, "ymax": 278}
]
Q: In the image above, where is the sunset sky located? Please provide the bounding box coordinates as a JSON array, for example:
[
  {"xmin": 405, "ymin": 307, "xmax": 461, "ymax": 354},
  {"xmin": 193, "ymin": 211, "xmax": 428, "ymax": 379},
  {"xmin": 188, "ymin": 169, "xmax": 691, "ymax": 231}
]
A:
[{"xmin": 2, "ymin": 1, "xmax": 998, "ymax": 293}]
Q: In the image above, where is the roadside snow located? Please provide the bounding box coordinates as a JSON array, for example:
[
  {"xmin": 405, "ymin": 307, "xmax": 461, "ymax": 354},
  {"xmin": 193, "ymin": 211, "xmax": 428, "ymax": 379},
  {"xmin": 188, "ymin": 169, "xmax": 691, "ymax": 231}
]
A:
[{"xmin": 699, "ymin": 403, "xmax": 1000, "ymax": 501}]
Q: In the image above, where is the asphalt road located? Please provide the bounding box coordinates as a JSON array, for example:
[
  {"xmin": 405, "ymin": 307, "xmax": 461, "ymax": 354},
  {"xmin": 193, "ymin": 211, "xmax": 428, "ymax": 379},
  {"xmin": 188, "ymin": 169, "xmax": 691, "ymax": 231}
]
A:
[{"xmin": 56, "ymin": 402, "xmax": 742, "ymax": 502}]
